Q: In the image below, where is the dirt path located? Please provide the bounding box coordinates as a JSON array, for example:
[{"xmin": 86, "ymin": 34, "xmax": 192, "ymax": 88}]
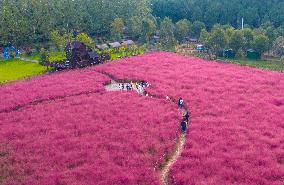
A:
[
  {"xmin": 20, "ymin": 57, "xmax": 39, "ymax": 63},
  {"xmin": 160, "ymin": 133, "xmax": 186, "ymax": 185}
]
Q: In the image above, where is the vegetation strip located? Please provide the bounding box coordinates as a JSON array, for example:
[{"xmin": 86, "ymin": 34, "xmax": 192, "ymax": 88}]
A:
[{"xmin": 101, "ymin": 70, "xmax": 189, "ymax": 185}]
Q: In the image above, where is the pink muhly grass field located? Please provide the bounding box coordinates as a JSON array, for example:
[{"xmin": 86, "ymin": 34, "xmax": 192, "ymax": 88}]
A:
[
  {"xmin": 0, "ymin": 68, "xmax": 109, "ymax": 111},
  {"xmin": 0, "ymin": 52, "xmax": 283, "ymax": 184},
  {"xmin": 0, "ymin": 91, "xmax": 179, "ymax": 185},
  {"xmin": 95, "ymin": 52, "xmax": 284, "ymax": 185}
]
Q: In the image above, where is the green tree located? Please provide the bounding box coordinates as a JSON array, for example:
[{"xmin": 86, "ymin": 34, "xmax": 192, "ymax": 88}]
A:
[
  {"xmin": 199, "ymin": 29, "xmax": 210, "ymax": 46},
  {"xmin": 175, "ymin": 19, "xmax": 190, "ymax": 43},
  {"xmin": 128, "ymin": 16, "xmax": 142, "ymax": 39},
  {"xmin": 229, "ymin": 30, "xmax": 244, "ymax": 52},
  {"xmin": 190, "ymin": 21, "xmax": 206, "ymax": 39},
  {"xmin": 141, "ymin": 17, "xmax": 157, "ymax": 43},
  {"xmin": 242, "ymin": 28, "xmax": 254, "ymax": 50},
  {"xmin": 207, "ymin": 28, "xmax": 227, "ymax": 55},
  {"xmin": 225, "ymin": 27, "xmax": 235, "ymax": 39},
  {"xmin": 111, "ymin": 18, "xmax": 125, "ymax": 39},
  {"xmin": 265, "ymin": 26, "xmax": 277, "ymax": 50},
  {"xmin": 160, "ymin": 17, "xmax": 176, "ymax": 50},
  {"xmin": 252, "ymin": 34, "xmax": 269, "ymax": 55}
]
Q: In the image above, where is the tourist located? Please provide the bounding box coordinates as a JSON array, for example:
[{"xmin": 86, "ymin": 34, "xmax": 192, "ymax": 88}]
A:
[
  {"xmin": 183, "ymin": 111, "xmax": 190, "ymax": 122},
  {"xmin": 126, "ymin": 83, "xmax": 132, "ymax": 90},
  {"xmin": 181, "ymin": 120, "xmax": 187, "ymax": 133},
  {"xmin": 178, "ymin": 98, "xmax": 184, "ymax": 108}
]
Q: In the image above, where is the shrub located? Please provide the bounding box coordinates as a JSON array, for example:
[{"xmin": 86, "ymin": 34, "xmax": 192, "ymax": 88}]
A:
[{"xmin": 75, "ymin": 33, "xmax": 94, "ymax": 48}]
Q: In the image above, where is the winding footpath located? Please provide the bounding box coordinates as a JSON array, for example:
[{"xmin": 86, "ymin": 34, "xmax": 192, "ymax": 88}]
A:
[
  {"xmin": 102, "ymin": 72, "xmax": 189, "ymax": 185},
  {"xmin": 160, "ymin": 133, "xmax": 186, "ymax": 185}
]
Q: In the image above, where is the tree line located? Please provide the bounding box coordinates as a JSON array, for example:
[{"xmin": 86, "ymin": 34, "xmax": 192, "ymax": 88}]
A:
[
  {"xmin": 151, "ymin": 0, "xmax": 284, "ymax": 29},
  {"xmin": 0, "ymin": 0, "xmax": 151, "ymax": 46},
  {"xmin": 0, "ymin": 0, "xmax": 283, "ymax": 54}
]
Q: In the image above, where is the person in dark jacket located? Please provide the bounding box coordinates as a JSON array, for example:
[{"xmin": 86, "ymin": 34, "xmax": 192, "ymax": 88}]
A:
[{"xmin": 181, "ymin": 120, "xmax": 187, "ymax": 133}]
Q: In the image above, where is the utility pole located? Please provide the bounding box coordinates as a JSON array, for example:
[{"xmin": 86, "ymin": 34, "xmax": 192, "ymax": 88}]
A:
[{"xmin": 242, "ymin": 18, "xmax": 244, "ymax": 30}]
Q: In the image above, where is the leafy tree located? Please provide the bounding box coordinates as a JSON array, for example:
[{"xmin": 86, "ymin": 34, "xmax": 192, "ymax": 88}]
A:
[
  {"xmin": 141, "ymin": 17, "xmax": 157, "ymax": 43},
  {"xmin": 111, "ymin": 18, "xmax": 125, "ymax": 39},
  {"xmin": 175, "ymin": 19, "xmax": 190, "ymax": 42},
  {"xmin": 190, "ymin": 21, "xmax": 206, "ymax": 39},
  {"xmin": 199, "ymin": 29, "xmax": 210, "ymax": 45},
  {"xmin": 242, "ymin": 28, "xmax": 254, "ymax": 50},
  {"xmin": 160, "ymin": 17, "xmax": 176, "ymax": 50},
  {"xmin": 207, "ymin": 28, "xmax": 227, "ymax": 55},
  {"xmin": 225, "ymin": 27, "xmax": 236, "ymax": 39},
  {"xmin": 273, "ymin": 36, "xmax": 284, "ymax": 56},
  {"xmin": 265, "ymin": 26, "xmax": 277, "ymax": 50},
  {"xmin": 229, "ymin": 30, "xmax": 244, "ymax": 52},
  {"xmin": 128, "ymin": 16, "xmax": 142, "ymax": 39},
  {"xmin": 252, "ymin": 34, "xmax": 269, "ymax": 55}
]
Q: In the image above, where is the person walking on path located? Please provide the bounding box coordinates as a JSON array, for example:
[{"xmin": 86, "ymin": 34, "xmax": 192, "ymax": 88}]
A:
[
  {"xmin": 178, "ymin": 98, "xmax": 184, "ymax": 108},
  {"xmin": 182, "ymin": 110, "xmax": 190, "ymax": 122},
  {"xmin": 180, "ymin": 120, "xmax": 187, "ymax": 133}
]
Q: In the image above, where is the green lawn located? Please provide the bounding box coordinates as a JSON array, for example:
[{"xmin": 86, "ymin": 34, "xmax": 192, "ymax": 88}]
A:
[
  {"xmin": 0, "ymin": 59, "xmax": 46, "ymax": 84},
  {"xmin": 0, "ymin": 48, "xmax": 145, "ymax": 84},
  {"xmin": 229, "ymin": 58, "xmax": 284, "ymax": 72}
]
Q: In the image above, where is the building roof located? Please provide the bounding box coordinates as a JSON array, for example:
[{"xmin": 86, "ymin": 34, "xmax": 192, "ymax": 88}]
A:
[
  {"xmin": 121, "ymin": 40, "xmax": 135, "ymax": 45},
  {"xmin": 108, "ymin": 42, "xmax": 121, "ymax": 48},
  {"xmin": 96, "ymin": 44, "xmax": 109, "ymax": 50}
]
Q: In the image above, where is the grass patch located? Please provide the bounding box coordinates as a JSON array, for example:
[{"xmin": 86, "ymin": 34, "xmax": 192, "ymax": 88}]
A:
[
  {"xmin": 229, "ymin": 58, "xmax": 284, "ymax": 71},
  {"xmin": 110, "ymin": 49, "xmax": 145, "ymax": 60},
  {"xmin": 0, "ymin": 59, "xmax": 46, "ymax": 84}
]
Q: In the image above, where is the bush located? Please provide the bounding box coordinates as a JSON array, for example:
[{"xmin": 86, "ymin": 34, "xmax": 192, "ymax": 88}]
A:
[
  {"xmin": 76, "ymin": 33, "xmax": 94, "ymax": 48},
  {"xmin": 130, "ymin": 44, "xmax": 139, "ymax": 55}
]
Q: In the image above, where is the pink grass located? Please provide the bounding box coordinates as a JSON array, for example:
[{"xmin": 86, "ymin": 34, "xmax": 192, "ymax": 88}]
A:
[
  {"xmin": 0, "ymin": 91, "xmax": 179, "ymax": 185},
  {"xmin": 96, "ymin": 52, "xmax": 284, "ymax": 185},
  {"xmin": 0, "ymin": 52, "xmax": 283, "ymax": 184}
]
